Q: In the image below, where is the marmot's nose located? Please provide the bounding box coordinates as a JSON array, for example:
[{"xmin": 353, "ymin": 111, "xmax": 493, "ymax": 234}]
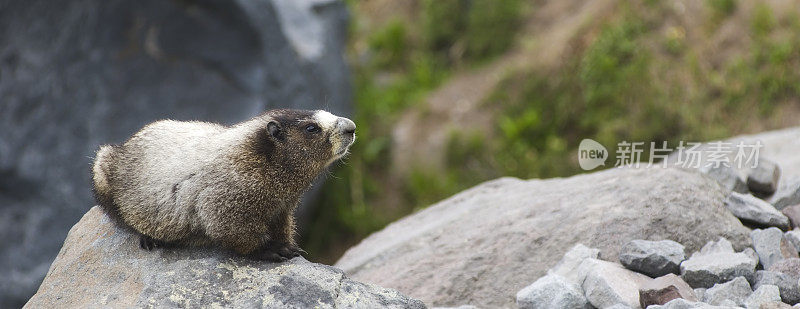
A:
[{"xmin": 337, "ymin": 118, "xmax": 356, "ymax": 135}]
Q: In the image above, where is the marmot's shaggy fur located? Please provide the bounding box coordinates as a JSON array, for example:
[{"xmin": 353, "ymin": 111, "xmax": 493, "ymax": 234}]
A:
[{"xmin": 91, "ymin": 109, "xmax": 355, "ymax": 261}]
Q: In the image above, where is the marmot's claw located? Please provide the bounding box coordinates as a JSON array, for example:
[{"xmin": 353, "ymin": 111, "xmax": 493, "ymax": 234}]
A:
[
  {"xmin": 258, "ymin": 252, "xmax": 288, "ymax": 262},
  {"xmin": 279, "ymin": 245, "xmax": 306, "ymax": 258}
]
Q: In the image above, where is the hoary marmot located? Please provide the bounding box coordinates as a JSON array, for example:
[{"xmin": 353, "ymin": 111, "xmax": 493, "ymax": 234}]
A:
[{"xmin": 91, "ymin": 109, "xmax": 355, "ymax": 261}]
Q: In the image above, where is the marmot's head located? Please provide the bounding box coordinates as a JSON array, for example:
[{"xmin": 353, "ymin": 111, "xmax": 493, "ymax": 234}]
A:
[{"xmin": 249, "ymin": 109, "xmax": 355, "ymax": 182}]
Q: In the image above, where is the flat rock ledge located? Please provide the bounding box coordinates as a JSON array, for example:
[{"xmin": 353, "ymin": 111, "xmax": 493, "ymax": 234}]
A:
[{"xmin": 24, "ymin": 207, "xmax": 425, "ymax": 309}]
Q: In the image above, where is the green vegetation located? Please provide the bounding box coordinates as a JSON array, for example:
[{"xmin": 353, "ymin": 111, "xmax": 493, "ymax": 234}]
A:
[
  {"xmin": 303, "ymin": 0, "xmax": 800, "ymax": 263},
  {"xmin": 303, "ymin": 0, "xmax": 527, "ymax": 262},
  {"xmin": 707, "ymin": 0, "xmax": 737, "ymax": 18}
]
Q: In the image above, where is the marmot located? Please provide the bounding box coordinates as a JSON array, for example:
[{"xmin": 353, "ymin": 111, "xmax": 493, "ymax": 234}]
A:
[{"xmin": 91, "ymin": 109, "xmax": 355, "ymax": 261}]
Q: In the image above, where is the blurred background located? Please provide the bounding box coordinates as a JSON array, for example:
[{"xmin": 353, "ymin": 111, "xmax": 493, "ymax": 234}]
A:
[{"xmin": 1, "ymin": 0, "xmax": 799, "ymax": 306}]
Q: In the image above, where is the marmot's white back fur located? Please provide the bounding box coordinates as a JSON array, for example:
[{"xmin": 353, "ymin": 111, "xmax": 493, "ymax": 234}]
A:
[{"xmin": 92, "ymin": 109, "xmax": 355, "ymax": 261}]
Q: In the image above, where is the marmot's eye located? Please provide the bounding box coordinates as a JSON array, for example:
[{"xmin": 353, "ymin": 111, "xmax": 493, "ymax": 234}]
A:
[{"xmin": 305, "ymin": 124, "xmax": 321, "ymax": 133}]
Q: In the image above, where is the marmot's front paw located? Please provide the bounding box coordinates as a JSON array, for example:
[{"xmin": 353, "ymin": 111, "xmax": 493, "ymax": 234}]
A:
[
  {"xmin": 253, "ymin": 242, "xmax": 306, "ymax": 262},
  {"xmin": 276, "ymin": 244, "xmax": 306, "ymax": 259}
]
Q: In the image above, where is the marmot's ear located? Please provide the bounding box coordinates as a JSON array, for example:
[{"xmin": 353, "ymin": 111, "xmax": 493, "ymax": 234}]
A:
[{"xmin": 267, "ymin": 121, "xmax": 285, "ymax": 141}]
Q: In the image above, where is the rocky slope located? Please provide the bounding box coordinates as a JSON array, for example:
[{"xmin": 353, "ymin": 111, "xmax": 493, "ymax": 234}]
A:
[
  {"xmin": 336, "ymin": 127, "xmax": 800, "ymax": 308},
  {"xmin": 335, "ymin": 166, "xmax": 753, "ymax": 308},
  {"xmin": 0, "ymin": 0, "xmax": 350, "ymax": 306},
  {"xmin": 24, "ymin": 207, "xmax": 423, "ymax": 308}
]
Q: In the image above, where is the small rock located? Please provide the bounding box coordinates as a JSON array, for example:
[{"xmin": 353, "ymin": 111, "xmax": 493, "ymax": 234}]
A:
[
  {"xmin": 748, "ymin": 158, "xmax": 781, "ymax": 195},
  {"xmin": 639, "ymin": 273, "xmax": 698, "ymax": 307},
  {"xmin": 607, "ymin": 304, "xmax": 633, "ymax": 309},
  {"xmin": 769, "ymin": 258, "xmax": 800, "ymax": 277},
  {"xmin": 694, "ymin": 288, "xmax": 706, "ymax": 301},
  {"xmin": 752, "ymin": 228, "xmax": 799, "ymax": 269},
  {"xmin": 516, "ymin": 274, "xmax": 590, "ymax": 309},
  {"xmin": 787, "ymin": 230, "xmax": 800, "ymax": 253},
  {"xmin": 549, "ymin": 243, "xmax": 600, "ymax": 285},
  {"xmin": 620, "ymin": 240, "xmax": 686, "ymax": 277},
  {"xmin": 726, "ymin": 193, "xmax": 790, "ymax": 230},
  {"xmin": 771, "ymin": 178, "xmax": 800, "ymax": 210},
  {"xmin": 582, "ymin": 259, "xmax": 652, "ymax": 308},
  {"xmin": 432, "ymin": 306, "xmax": 478, "ymax": 309},
  {"xmin": 760, "ymin": 301, "xmax": 795, "ymax": 309},
  {"xmin": 700, "ymin": 165, "xmax": 749, "ymax": 194},
  {"xmin": 743, "ymin": 247, "xmax": 761, "ymax": 266},
  {"xmin": 745, "ymin": 284, "xmax": 781, "ymax": 309},
  {"xmin": 753, "ymin": 270, "xmax": 800, "ymax": 305},
  {"xmin": 702, "ymin": 276, "xmax": 752, "ymax": 306},
  {"xmin": 680, "ymin": 251, "xmax": 757, "ymax": 288},
  {"xmin": 784, "ymin": 206, "xmax": 800, "ymax": 229},
  {"xmin": 695, "ymin": 238, "xmax": 735, "ymax": 256}
]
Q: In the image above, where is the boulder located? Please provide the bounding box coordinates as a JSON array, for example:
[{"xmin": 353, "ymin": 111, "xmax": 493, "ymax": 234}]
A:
[
  {"xmin": 638, "ymin": 274, "xmax": 698, "ymax": 307},
  {"xmin": 701, "ymin": 276, "xmax": 752, "ymax": 306},
  {"xmin": 515, "ymin": 274, "xmax": 590, "ymax": 309},
  {"xmin": 619, "ymin": 239, "xmax": 685, "ymax": 277},
  {"xmin": 753, "ymin": 270, "xmax": 800, "ymax": 305},
  {"xmin": 725, "ymin": 193, "xmax": 790, "ymax": 230},
  {"xmin": 748, "ymin": 159, "xmax": 781, "ymax": 196},
  {"xmin": 335, "ymin": 167, "xmax": 753, "ymax": 308},
  {"xmin": 582, "ymin": 259, "xmax": 652, "ymax": 309},
  {"xmin": 745, "ymin": 285, "xmax": 781, "ymax": 309},
  {"xmin": 24, "ymin": 207, "xmax": 423, "ymax": 308},
  {"xmin": 0, "ymin": 0, "xmax": 351, "ymax": 306},
  {"xmin": 752, "ymin": 228, "xmax": 799, "ymax": 269}
]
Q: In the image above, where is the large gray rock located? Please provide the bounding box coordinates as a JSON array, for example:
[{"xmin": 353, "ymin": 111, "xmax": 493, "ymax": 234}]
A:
[
  {"xmin": 725, "ymin": 193, "xmax": 790, "ymax": 230},
  {"xmin": 753, "ymin": 270, "xmax": 800, "ymax": 305},
  {"xmin": 515, "ymin": 274, "xmax": 590, "ymax": 309},
  {"xmin": 335, "ymin": 168, "xmax": 753, "ymax": 308},
  {"xmin": 582, "ymin": 259, "xmax": 652, "ymax": 309},
  {"xmin": 0, "ymin": 0, "xmax": 351, "ymax": 306},
  {"xmin": 619, "ymin": 239, "xmax": 685, "ymax": 277},
  {"xmin": 752, "ymin": 228, "xmax": 799, "ymax": 269},
  {"xmin": 702, "ymin": 276, "xmax": 752, "ymax": 306},
  {"xmin": 24, "ymin": 207, "xmax": 423, "ymax": 308},
  {"xmin": 748, "ymin": 159, "xmax": 781, "ymax": 195}
]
